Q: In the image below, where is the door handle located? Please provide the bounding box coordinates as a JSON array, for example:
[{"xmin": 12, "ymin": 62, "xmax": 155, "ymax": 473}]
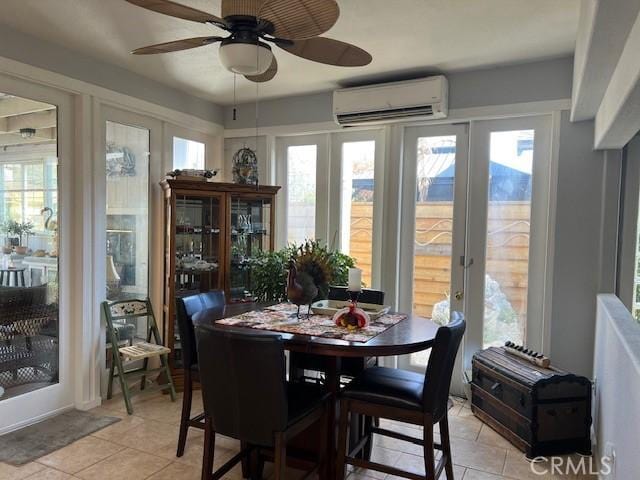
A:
[{"xmin": 454, "ymin": 291, "xmax": 464, "ymax": 301}]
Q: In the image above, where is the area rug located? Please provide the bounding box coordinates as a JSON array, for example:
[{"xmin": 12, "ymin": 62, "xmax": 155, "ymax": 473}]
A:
[
  {"xmin": 0, "ymin": 409, "xmax": 120, "ymax": 465},
  {"xmin": 216, "ymin": 302, "xmax": 407, "ymax": 342}
]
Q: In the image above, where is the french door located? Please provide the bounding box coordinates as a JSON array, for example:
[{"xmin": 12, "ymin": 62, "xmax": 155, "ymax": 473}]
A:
[{"xmin": 399, "ymin": 116, "xmax": 552, "ymax": 394}]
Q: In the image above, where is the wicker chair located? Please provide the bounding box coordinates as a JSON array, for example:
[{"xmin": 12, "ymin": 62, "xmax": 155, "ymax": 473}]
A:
[{"xmin": 0, "ymin": 285, "xmax": 59, "ymax": 391}]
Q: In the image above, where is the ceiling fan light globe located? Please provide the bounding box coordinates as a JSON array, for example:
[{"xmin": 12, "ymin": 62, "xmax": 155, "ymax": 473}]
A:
[{"xmin": 218, "ymin": 42, "xmax": 273, "ymax": 76}]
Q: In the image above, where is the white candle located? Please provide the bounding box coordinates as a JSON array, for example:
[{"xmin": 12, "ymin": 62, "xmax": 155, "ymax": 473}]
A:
[{"xmin": 348, "ymin": 268, "xmax": 362, "ymax": 291}]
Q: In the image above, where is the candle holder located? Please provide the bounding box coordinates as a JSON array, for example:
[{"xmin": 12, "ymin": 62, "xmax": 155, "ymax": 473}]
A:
[{"xmin": 347, "ymin": 289, "xmax": 361, "ymax": 305}]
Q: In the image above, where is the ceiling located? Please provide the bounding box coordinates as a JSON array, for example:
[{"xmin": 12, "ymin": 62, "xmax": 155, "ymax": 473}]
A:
[
  {"xmin": 0, "ymin": 0, "xmax": 581, "ymax": 106},
  {"xmin": 0, "ymin": 94, "xmax": 57, "ymax": 147}
]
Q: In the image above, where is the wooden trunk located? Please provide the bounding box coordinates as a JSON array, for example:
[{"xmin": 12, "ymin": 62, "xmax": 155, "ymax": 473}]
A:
[{"xmin": 471, "ymin": 347, "xmax": 592, "ymax": 458}]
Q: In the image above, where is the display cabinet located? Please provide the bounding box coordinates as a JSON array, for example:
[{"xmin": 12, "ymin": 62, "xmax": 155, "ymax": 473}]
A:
[{"xmin": 161, "ymin": 179, "xmax": 280, "ymax": 385}]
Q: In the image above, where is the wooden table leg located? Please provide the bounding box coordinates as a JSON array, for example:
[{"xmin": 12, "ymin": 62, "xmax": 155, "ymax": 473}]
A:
[{"xmin": 323, "ymin": 357, "xmax": 339, "ymax": 480}]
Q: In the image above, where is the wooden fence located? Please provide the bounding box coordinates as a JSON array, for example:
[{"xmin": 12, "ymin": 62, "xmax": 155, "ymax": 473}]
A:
[{"xmin": 349, "ymin": 201, "xmax": 530, "ymax": 318}]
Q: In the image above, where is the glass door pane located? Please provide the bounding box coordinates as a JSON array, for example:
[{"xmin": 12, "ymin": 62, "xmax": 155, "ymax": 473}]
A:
[
  {"xmin": 173, "ymin": 194, "xmax": 223, "ymax": 367},
  {"xmin": 340, "ymin": 140, "xmax": 375, "ymax": 286},
  {"xmin": 482, "ymin": 130, "xmax": 534, "ymax": 347},
  {"xmin": 413, "ymin": 135, "xmax": 457, "ymax": 322},
  {"xmin": 229, "ymin": 196, "xmax": 272, "ymax": 302},
  {"xmin": 287, "ymin": 145, "xmax": 317, "ymax": 244},
  {"xmin": 105, "ymin": 121, "xmax": 150, "ymax": 301},
  {"xmin": 0, "ymin": 93, "xmax": 59, "ymax": 401}
]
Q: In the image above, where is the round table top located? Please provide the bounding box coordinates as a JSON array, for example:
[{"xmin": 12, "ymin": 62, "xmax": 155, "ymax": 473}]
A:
[{"xmin": 194, "ymin": 302, "xmax": 440, "ymax": 358}]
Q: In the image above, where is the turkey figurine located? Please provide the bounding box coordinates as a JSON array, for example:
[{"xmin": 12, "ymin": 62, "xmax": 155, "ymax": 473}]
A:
[{"xmin": 287, "ymin": 261, "xmax": 318, "ymax": 318}]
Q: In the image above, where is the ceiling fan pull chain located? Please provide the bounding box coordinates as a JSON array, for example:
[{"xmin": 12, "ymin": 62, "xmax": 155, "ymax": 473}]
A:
[{"xmin": 233, "ymin": 73, "xmax": 237, "ymax": 121}]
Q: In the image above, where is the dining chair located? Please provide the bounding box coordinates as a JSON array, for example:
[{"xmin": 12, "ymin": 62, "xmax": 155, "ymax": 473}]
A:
[
  {"xmin": 175, "ymin": 290, "xmax": 226, "ymax": 457},
  {"xmin": 195, "ymin": 325, "xmax": 330, "ymax": 480},
  {"xmin": 289, "ymin": 286, "xmax": 385, "ymax": 383},
  {"xmin": 102, "ymin": 298, "xmax": 176, "ymax": 415},
  {"xmin": 336, "ymin": 313, "xmax": 466, "ymax": 480}
]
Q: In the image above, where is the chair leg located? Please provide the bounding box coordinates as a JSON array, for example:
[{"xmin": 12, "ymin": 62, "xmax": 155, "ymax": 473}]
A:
[
  {"xmin": 140, "ymin": 357, "xmax": 149, "ymax": 391},
  {"xmin": 160, "ymin": 353, "xmax": 177, "ymax": 401},
  {"xmin": 201, "ymin": 416, "xmax": 215, "ymax": 480},
  {"xmin": 363, "ymin": 415, "xmax": 373, "ymax": 461},
  {"xmin": 106, "ymin": 354, "xmax": 115, "ymax": 400},
  {"xmin": 423, "ymin": 417, "xmax": 436, "ymax": 480},
  {"xmin": 112, "ymin": 349, "xmax": 133, "ymax": 415},
  {"xmin": 274, "ymin": 432, "xmax": 287, "ymax": 480},
  {"xmin": 335, "ymin": 399, "xmax": 350, "ymax": 480},
  {"xmin": 439, "ymin": 413, "xmax": 455, "ymax": 480},
  {"xmin": 177, "ymin": 369, "xmax": 193, "ymax": 457},
  {"xmin": 318, "ymin": 404, "xmax": 329, "ymax": 480}
]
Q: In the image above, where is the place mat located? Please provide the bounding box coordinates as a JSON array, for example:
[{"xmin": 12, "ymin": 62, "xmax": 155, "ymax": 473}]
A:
[{"xmin": 216, "ymin": 302, "xmax": 406, "ymax": 343}]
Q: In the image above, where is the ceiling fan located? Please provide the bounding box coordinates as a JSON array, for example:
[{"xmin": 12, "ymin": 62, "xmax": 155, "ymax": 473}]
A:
[{"xmin": 125, "ymin": 0, "xmax": 372, "ymax": 82}]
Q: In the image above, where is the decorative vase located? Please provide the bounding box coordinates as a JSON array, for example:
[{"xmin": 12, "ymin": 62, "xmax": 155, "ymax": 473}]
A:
[{"xmin": 333, "ymin": 302, "xmax": 370, "ymax": 330}]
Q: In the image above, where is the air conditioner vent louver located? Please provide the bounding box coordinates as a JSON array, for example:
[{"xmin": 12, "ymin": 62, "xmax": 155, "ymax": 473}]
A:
[
  {"xmin": 333, "ymin": 76, "xmax": 448, "ymax": 126},
  {"xmin": 336, "ymin": 105, "xmax": 435, "ymax": 124}
]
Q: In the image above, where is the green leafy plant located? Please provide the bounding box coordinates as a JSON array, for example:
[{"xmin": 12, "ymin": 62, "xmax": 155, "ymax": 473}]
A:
[
  {"xmin": 2, "ymin": 220, "xmax": 34, "ymax": 246},
  {"xmin": 246, "ymin": 240, "xmax": 357, "ymax": 302}
]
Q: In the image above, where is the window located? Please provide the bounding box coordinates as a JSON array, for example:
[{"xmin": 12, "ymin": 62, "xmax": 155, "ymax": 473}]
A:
[
  {"xmin": 341, "ymin": 141, "xmax": 376, "ymax": 286},
  {"xmin": 0, "ymin": 154, "xmax": 57, "ymax": 234},
  {"xmin": 286, "ymin": 144, "xmax": 317, "ymax": 244},
  {"xmin": 173, "ymin": 136, "xmax": 205, "ymax": 170}
]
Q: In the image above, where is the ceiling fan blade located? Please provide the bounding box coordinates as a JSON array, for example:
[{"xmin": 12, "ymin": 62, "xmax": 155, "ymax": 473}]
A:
[
  {"xmin": 221, "ymin": 0, "xmax": 263, "ymax": 18},
  {"xmin": 125, "ymin": 0, "xmax": 226, "ymax": 26},
  {"xmin": 245, "ymin": 55, "xmax": 278, "ymax": 82},
  {"xmin": 132, "ymin": 36, "xmax": 223, "ymax": 55},
  {"xmin": 258, "ymin": 0, "xmax": 339, "ymax": 40},
  {"xmin": 279, "ymin": 37, "xmax": 372, "ymax": 67}
]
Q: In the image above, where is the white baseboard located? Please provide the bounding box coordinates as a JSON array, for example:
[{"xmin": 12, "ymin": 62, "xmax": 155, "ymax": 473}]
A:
[{"xmin": 76, "ymin": 397, "xmax": 102, "ymax": 411}]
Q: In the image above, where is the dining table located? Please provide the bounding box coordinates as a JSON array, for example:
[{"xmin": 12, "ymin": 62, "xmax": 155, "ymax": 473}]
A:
[{"xmin": 194, "ymin": 301, "xmax": 441, "ymax": 480}]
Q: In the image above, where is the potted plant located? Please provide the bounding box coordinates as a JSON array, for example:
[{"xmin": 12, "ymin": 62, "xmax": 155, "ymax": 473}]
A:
[
  {"xmin": 246, "ymin": 240, "xmax": 357, "ymax": 302},
  {"xmin": 5, "ymin": 220, "xmax": 35, "ymax": 254}
]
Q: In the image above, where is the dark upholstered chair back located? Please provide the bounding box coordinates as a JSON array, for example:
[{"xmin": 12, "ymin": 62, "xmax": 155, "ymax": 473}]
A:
[
  {"xmin": 422, "ymin": 312, "xmax": 465, "ymax": 421},
  {"xmin": 196, "ymin": 326, "xmax": 288, "ymax": 446},
  {"xmin": 328, "ymin": 286, "xmax": 385, "ymax": 305},
  {"xmin": 176, "ymin": 291, "xmax": 225, "ymax": 368}
]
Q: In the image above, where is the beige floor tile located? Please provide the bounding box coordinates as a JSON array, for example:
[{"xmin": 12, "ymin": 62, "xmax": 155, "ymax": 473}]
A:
[
  {"xmin": 88, "ymin": 408, "xmax": 146, "ymax": 443},
  {"xmin": 36, "ymin": 436, "xmax": 125, "ymax": 474},
  {"xmin": 23, "ymin": 467, "xmax": 75, "ymax": 479},
  {"xmin": 443, "ymin": 415, "xmax": 483, "ymax": 441},
  {"xmin": 450, "ymin": 437, "xmax": 506, "ymax": 475},
  {"xmin": 351, "ymin": 446, "xmax": 403, "ymax": 480},
  {"xmin": 502, "ymin": 451, "xmax": 567, "ymax": 480},
  {"xmin": 147, "ymin": 461, "xmax": 202, "ymax": 480},
  {"xmin": 109, "ymin": 418, "xmax": 182, "ymax": 452},
  {"xmin": 475, "ymin": 425, "xmax": 518, "ymax": 451},
  {"xmin": 75, "ymin": 448, "xmax": 170, "ymax": 480},
  {"xmin": 0, "ymin": 461, "xmax": 46, "ymax": 480},
  {"xmin": 463, "ymin": 468, "xmax": 506, "ymax": 480}
]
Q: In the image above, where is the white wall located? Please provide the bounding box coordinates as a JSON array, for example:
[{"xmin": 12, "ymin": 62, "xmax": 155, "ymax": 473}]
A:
[
  {"xmin": 225, "ymin": 57, "xmax": 574, "ymax": 130},
  {"xmin": 0, "ymin": 23, "xmax": 223, "ymax": 124},
  {"xmin": 594, "ymin": 294, "xmax": 640, "ymax": 480}
]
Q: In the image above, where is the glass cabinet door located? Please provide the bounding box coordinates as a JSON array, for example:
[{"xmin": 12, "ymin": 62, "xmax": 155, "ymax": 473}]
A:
[
  {"xmin": 172, "ymin": 193, "xmax": 223, "ymax": 366},
  {"xmin": 229, "ymin": 195, "xmax": 272, "ymax": 302}
]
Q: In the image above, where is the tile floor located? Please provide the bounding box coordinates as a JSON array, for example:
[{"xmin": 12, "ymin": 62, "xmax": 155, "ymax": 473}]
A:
[{"xmin": 0, "ymin": 391, "xmax": 596, "ymax": 480}]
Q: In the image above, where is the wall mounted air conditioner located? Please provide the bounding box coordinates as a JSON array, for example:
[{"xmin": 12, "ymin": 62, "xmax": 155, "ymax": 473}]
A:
[{"xmin": 333, "ymin": 76, "xmax": 448, "ymax": 126}]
